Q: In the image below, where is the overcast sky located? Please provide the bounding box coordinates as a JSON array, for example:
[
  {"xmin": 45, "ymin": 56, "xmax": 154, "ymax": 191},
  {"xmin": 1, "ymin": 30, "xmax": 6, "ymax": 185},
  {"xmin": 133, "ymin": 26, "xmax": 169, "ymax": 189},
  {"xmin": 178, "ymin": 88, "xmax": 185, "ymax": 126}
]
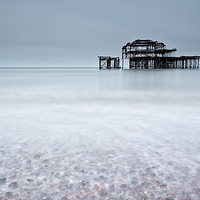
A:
[{"xmin": 0, "ymin": 0, "xmax": 200, "ymax": 67}]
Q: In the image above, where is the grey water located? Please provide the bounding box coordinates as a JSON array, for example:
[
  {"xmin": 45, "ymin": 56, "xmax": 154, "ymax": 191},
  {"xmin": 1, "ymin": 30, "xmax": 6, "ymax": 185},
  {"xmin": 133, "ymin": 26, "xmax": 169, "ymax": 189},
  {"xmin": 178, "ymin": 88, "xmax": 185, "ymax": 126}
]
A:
[{"xmin": 0, "ymin": 68, "xmax": 200, "ymax": 199}]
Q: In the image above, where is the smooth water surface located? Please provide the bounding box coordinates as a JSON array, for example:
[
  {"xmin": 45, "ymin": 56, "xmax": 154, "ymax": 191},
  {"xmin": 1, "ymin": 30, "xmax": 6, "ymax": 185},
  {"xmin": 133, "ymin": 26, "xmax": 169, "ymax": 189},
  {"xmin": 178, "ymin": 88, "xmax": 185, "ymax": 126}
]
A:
[{"xmin": 0, "ymin": 68, "xmax": 200, "ymax": 199}]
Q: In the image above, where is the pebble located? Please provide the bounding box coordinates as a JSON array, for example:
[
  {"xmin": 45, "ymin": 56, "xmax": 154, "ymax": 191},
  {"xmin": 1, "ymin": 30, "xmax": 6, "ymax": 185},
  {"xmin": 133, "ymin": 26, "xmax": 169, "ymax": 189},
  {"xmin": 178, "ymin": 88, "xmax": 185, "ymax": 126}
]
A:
[
  {"xmin": 55, "ymin": 172, "xmax": 61, "ymax": 178},
  {"xmin": 80, "ymin": 180, "xmax": 86, "ymax": 187},
  {"xmin": 27, "ymin": 179, "xmax": 34, "ymax": 183},
  {"xmin": 99, "ymin": 188, "xmax": 107, "ymax": 196},
  {"xmin": 5, "ymin": 192, "xmax": 13, "ymax": 198},
  {"xmin": 8, "ymin": 182, "xmax": 18, "ymax": 190},
  {"xmin": 99, "ymin": 175, "xmax": 106, "ymax": 181},
  {"xmin": 0, "ymin": 178, "xmax": 6, "ymax": 185},
  {"xmin": 0, "ymin": 143, "xmax": 200, "ymax": 199},
  {"xmin": 42, "ymin": 159, "xmax": 49, "ymax": 164},
  {"xmin": 120, "ymin": 184, "xmax": 127, "ymax": 189},
  {"xmin": 131, "ymin": 180, "xmax": 138, "ymax": 186}
]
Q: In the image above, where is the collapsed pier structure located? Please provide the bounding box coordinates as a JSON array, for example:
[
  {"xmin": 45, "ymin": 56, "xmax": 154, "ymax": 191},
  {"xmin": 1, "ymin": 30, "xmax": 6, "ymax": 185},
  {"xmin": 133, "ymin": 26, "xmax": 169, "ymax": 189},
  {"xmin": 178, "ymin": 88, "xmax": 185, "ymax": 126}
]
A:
[
  {"xmin": 122, "ymin": 40, "xmax": 200, "ymax": 69},
  {"xmin": 98, "ymin": 56, "xmax": 120, "ymax": 69},
  {"xmin": 98, "ymin": 39, "xmax": 200, "ymax": 69}
]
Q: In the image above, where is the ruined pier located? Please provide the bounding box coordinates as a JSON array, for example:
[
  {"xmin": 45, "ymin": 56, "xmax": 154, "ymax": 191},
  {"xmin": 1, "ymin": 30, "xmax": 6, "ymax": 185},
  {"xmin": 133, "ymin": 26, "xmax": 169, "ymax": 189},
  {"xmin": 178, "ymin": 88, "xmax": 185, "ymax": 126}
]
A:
[
  {"xmin": 122, "ymin": 40, "xmax": 200, "ymax": 69},
  {"xmin": 98, "ymin": 39, "xmax": 200, "ymax": 70},
  {"xmin": 98, "ymin": 56, "xmax": 120, "ymax": 70}
]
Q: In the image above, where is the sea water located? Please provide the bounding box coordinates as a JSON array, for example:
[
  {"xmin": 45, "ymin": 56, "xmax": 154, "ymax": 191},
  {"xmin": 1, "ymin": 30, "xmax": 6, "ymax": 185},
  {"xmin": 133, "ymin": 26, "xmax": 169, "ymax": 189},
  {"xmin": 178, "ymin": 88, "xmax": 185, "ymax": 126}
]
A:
[{"xmin": 0, "ymin": 68, "xmax": 200, "ymax": 199}]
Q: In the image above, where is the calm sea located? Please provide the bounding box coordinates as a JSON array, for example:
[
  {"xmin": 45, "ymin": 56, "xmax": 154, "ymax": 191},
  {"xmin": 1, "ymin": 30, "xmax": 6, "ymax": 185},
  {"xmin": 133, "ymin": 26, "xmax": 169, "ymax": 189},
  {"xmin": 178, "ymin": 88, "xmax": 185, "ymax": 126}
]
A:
[{"xmin": 0, "ymin": 68, "xmax": 200, "ymax": 198}]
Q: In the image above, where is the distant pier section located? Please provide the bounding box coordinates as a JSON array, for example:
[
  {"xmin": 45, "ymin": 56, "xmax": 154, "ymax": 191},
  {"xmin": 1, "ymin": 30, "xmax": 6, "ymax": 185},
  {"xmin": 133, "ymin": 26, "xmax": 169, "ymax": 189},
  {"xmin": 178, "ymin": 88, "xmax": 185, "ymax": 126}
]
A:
[
  {"xmin": 98, "ymin": 56, "xmax": 120, "ymax": 70},
  {"xmin": 99, "ymin": 39, "xmax": 200, "ymax": 69}
]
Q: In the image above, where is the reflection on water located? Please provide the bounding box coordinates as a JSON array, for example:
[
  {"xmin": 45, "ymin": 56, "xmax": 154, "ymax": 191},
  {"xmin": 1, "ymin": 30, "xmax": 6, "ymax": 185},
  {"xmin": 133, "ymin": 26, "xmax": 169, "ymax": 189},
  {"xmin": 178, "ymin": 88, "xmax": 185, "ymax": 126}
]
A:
[{"xmin": 0, "ymin": 68, "xmax": 200, "ymax": 199}]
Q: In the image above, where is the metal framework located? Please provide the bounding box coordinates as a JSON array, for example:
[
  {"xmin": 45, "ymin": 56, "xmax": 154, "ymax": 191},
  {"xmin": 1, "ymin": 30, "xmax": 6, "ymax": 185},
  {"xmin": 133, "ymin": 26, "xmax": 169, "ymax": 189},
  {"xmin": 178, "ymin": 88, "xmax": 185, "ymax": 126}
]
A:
[
  {"xmin": 122, "ymin": 39, "xmax": 200, "ymax": 69},
  {"xmin": 98, "ymin": 56, "xmax": 120, "ymax": 70}
]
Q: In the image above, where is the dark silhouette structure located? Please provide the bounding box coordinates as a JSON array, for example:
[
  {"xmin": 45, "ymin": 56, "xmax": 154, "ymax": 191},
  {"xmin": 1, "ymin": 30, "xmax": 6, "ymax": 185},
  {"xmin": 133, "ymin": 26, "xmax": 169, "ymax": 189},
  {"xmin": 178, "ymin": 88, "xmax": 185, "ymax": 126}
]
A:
[
  {"xmin": 98, "ymin": 56, "xmax": 120, "ymax": 70},
  {"xmin": 122, "ymin": 40, "xmax": 200, "ymax": 69}
]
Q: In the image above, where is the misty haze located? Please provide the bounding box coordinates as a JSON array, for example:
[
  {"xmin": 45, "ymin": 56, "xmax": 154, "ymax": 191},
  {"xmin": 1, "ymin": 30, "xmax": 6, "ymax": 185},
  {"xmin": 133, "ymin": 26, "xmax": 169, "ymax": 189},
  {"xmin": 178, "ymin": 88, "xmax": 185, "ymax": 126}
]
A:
[{"xmin": 0, "ymin": 0, "xmax": 200, "ymax": 199}]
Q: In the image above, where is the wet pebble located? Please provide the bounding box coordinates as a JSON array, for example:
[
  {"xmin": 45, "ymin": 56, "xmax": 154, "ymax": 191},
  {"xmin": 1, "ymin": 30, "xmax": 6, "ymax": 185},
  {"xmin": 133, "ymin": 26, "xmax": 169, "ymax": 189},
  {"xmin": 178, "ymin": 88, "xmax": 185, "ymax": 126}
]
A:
[
  {"xmin": 145, "ymin": 167, "xmax": 153, "ymax": 173},
  {"xmin": 120, "ymin": 184, "xmax": 127, "ymax": 189},
  {"xmin": 131, "ymin": 180, "xmax": 138, "ymax": 186},
  {"xmin": 42, "ymin": 159, "xmax": 49, "ymax": 164},
  {"xmin": 55, "ymin": 172, "xmax": 60, "ymax": 178},
  {"xmin": 98, "ymin": 188, "xmax": 107, "ymax": 196},
  {"xmin": 80, "ymin": 180, "xmax": 86, "ymax": 187},
  {"xmin": 99, "ymin": 175, "xmax": 106, "ymax": 181},
  {"xmin": 27, "ymin": 179, "xmax": 34, "ymax": 183},
  {"xmin": 0, "ymin": 178, "xmax": 6, "ymax": 186},
  {"xmin": 8, "ymin": 182, "xmax": 18, "ymax": 190},
  {"xmin": 80, "ymin": 169, "xmax": 86, "ymax": 173},
  {"xmin": 0, "ymin": 142, "xmax": 200, "ymax": 199},
  {"xmin": 140, "ymin": 182, "xmax": 151, "ymax": 188},
  {"xmin": 5, "ymin": 192, "xmax": 13, "ymax": 198}
]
